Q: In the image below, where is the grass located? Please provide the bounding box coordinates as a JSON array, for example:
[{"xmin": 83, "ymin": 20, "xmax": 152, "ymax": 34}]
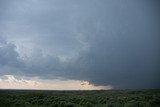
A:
[{"xmin": 0, "ymin": 89, "xmax": 160, "ymax": 107}]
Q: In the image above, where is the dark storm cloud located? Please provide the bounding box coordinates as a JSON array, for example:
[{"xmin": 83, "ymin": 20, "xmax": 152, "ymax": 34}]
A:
[
  {"xmin": 0, "ymin": 36, "xmax": 66, "ymax": 78},
  {"xmin": 0, "ymin": 0, "xmax": 160, "ymax": 89},
  {"xmin": 66, "ymin": 0, "xmax": 160, "ymax": 88},
  {"xmin": 0, "ymin": 36, "xmax": 24, "ymax": 74}
]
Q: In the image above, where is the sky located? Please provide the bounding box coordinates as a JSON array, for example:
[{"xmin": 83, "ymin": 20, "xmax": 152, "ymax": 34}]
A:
[{"xmin": 0, "ymin": 0, "xmax": 160, "ymax": 90}]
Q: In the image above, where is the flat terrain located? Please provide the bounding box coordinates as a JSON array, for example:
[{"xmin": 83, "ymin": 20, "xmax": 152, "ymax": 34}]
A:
[{"xmin": 0, "ymin": 89, "xmax": 160, "ymax": 107}]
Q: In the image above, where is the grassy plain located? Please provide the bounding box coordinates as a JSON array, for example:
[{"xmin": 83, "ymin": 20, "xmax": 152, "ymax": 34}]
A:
[{"xmin": 0, "ymin": 89, "xmax": 160, "ymax": 107}]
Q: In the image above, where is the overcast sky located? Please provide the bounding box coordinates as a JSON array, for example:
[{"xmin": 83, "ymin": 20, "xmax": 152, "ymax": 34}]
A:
[{"xmin": 0, "ymin": 0, "xmax": 160, "ymax": 89}]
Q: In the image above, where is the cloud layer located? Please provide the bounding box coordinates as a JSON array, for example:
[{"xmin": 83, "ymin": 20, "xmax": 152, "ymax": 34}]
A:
[{"xmin": 0, "ymin": 0, "xmax": 160, "ymax": 89}]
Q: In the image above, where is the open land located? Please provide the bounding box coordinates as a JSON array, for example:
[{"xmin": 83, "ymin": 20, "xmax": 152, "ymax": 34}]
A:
[{"xmin": 0, "ymin": 89, "xmax": 160, "ymax": 107}]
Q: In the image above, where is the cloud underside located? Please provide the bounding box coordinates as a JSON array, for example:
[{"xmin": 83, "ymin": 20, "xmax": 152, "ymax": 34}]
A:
[{"xmin": 0, "ymin": 0, "xmax": 160, "ymax": 89}]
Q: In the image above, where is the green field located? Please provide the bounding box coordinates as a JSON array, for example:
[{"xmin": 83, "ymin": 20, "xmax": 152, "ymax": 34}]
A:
[{"xmin": 0, "ymin": 89, "xmax": 160, "ymax": 107}]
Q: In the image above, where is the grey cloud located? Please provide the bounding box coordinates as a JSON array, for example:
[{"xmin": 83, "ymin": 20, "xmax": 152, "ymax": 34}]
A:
[
  {"xmin": 0, "ymin": 37, "xmax": 20, "ymax": 67},
  {"xmin": 66, "ymin": 0, "xmax": 160, "ymax": 88},
  {"xmin": 0, "ymin": 0, "xmax": 160, "ymax": 89},
  {"xmin": 0, "ymin": 0, "xmax": 85, "ymax": 58},
  {"xmin": 0, "ymin": 36, "xmax": 67, "ymax": 79},
  {"xmin": 0, "ymin": 36, "xmax": 24, "ymax": 75}
]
